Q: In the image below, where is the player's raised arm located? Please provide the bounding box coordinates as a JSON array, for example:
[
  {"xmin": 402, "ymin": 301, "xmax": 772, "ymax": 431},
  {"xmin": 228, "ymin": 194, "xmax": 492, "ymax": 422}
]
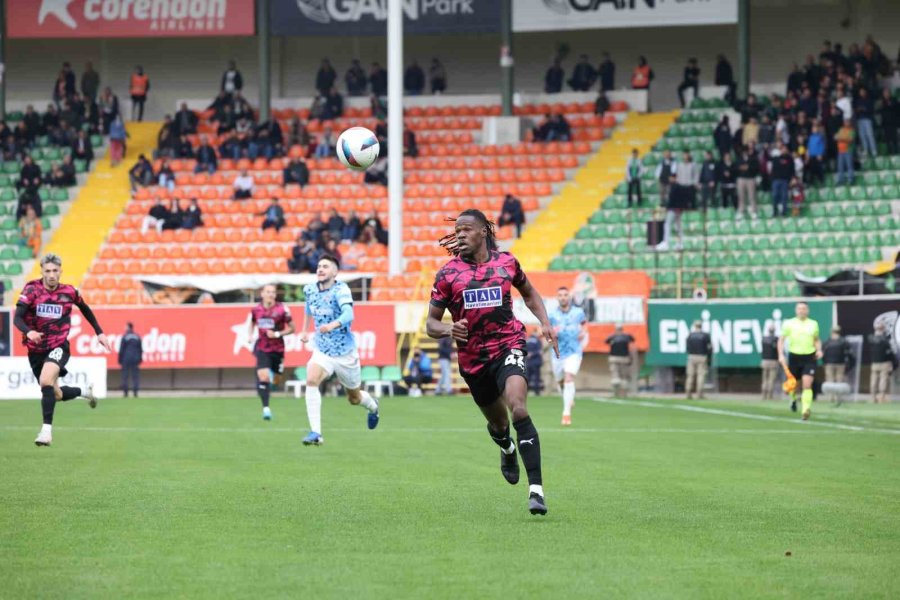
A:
[
  {"xmin": 515, "ymin": 277, "xmax": 558, "ymax": 358},
  {"xmin": 75, "ymin": 295, "xmax": 112, "ymax": 352}
]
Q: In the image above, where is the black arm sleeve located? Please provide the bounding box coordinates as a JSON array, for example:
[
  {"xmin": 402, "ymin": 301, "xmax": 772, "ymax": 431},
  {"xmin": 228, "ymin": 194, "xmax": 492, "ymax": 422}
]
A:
[
  {"xmin": 13, "ymin": 303, "xmax": 30, "ymax": 334},
  {"xmin": 76, "ymin": 300, "xmax": 104, "ymax": 335}
]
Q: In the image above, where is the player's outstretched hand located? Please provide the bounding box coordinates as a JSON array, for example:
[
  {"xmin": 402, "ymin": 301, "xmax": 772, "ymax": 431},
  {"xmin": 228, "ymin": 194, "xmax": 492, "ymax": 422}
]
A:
[
  {"xmin": 299, "ymin": 333, "xmax": 309, "ymax": 344},
  {"xmin": 26, "ymin": 330, "xmax": 43, "ymax": 344},
  {"xmin": 97, "ymin": 333, "xmax": 113, "ymax": 353},
  {"xmin": 450, "ymin": 319, "xmax": 469, "ymax": 343},
  {"xmin": 544, "ymin": 325, "xmax": 560, "ymax": 358}
]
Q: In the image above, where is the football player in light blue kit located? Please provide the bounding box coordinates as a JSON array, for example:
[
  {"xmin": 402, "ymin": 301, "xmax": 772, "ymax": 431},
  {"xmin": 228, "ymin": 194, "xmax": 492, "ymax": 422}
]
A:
[
  {"xmin": 547, "ymin": 287, "xmax": 586, "ymax": 426},
  {"xmin": 298, "ymin": 255, "xmax": 379, "ymax": 446}
]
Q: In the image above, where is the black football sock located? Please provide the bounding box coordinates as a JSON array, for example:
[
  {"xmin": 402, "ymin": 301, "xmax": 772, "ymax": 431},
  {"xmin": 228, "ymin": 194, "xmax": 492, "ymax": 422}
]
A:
[
  {"xmin": 60, "ymin": 386, "xmax": 81, "ymax": 401},
  {"xmin": 487, "ymin": 423, "xmax": 515, "ymax": 454},
  {"xmin": 41, "ymin": 386, "xmax": 56, "ymax": 425},
  {"xmin": 257, "ymin": 381, "xmax": 270, "ymax": 408},
  {"xmin": 513, "ymin": 416, "xmax": 542, "ymax": 486}
]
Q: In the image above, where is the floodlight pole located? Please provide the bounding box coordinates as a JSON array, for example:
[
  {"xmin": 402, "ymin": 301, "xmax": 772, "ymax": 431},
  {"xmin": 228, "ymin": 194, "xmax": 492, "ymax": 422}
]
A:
[
  {"xmin": 500, "ymin": 0, "xmax": 514, "ymax": 116},
  {"xmin": 387, "ymin": 0, "xmax": 404, "ymax": 276},
  {"xmin": 736, "ymin": 0, "xmax": 750, "ymax": 101},
  {"xmin": 257, "ymin": 0, "xmax": 270, "ymax": 122},
  {"xmin": 0, "ymin": 0, "xmax": 6, "ymax": 120}
]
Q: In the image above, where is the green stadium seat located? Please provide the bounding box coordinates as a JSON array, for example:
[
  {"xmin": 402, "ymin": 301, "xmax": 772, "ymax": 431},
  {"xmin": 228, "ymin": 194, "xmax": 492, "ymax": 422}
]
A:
[
  {"xmin": 548, "ymin": 257, "xmax": 566, "ymax": 271},
  {"xmin": 0, "ymin": 248, "xmax": 14, "ymax": 260},
  {"xmin": 2, "ymin": 162, "xmax": 20, "ymax": 174},
  {"xmin": 16, "ymin": 246, "xmax": 32, "ymax": 260},
  {"xmin": 38, "ymin": 188, "xmax": 50, "ymax": 201},
  {"xmin": 44, "ymin": 204, "xmax": 60, "ymax": 216},
  {"xmin": 360, "ymin": 366, "xmax": 381, "ymax": 382},
  {"xmin": 51, "ymin": 188, "xmax": 68, "ymax": 202},
  {"xmin": 90, "ymin": 135, "xmax": 103, "ymax": 147},
  {"xmin": 5, "ymin": 263, "xmax": 23, "ymax": 276}
]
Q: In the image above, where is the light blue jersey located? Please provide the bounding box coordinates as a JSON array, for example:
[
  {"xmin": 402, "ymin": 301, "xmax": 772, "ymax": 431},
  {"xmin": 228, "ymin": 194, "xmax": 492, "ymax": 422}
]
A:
[
  {"xmin": 549, "ymin": 305, "xmax": 586, "ymax": 359},
  {"xmin": 304, "ymin": 281, "xmax": 356, "ymax": 357}
]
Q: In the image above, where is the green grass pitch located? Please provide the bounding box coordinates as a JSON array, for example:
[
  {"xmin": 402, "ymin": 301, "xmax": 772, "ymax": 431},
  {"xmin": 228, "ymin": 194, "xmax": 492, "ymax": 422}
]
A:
[{"xmin": 2, "ymin": 394, "xmax": 899, "ymax": 599}]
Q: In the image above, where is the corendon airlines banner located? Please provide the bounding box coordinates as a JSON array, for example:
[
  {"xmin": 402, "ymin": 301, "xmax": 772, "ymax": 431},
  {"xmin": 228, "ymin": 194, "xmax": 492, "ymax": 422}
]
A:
[
  {"xmin": 512, "ymin": 271, "xmax": 652, "ymax": 352},
  {"xmin": 12, "ymin": 305, "xmax": 396, "ymax": 369},
  {"xmin": 270, "ymin": 0, "xmax": 501, "ymax": 36},
  {"xmin": 513, "ymin": 0, "xmax": 738, "ymax": 32},
  {"xmin": 6, "ymin": 0, "xmax": 256, "ymax": 39}
]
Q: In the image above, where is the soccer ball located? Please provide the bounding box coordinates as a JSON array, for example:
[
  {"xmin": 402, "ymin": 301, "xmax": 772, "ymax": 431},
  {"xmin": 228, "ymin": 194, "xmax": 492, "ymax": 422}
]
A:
[{"xmin": 336, "ymin": 127, "xmax": 380, "ymax": 171}]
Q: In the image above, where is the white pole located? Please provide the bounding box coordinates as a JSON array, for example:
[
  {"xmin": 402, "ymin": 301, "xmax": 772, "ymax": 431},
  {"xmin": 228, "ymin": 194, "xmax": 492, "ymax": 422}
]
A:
[{"xmin": 387, "ymin": 0, "xmax": 404, "ymax": 276}]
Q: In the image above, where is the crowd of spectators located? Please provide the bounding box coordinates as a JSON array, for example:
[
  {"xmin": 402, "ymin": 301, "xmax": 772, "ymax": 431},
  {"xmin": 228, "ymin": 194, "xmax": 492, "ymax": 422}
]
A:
[
  {"xmin": 141, "ymin": 197, "xmax": 203, "ymax": 233},
  {"xmin": 287, "ymin": 209, "xmax": 387, "ymax": 273}
]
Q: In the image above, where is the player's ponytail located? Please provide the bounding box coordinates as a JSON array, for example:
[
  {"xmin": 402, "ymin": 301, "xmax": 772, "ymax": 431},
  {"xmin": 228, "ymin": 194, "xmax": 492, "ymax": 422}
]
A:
[{"xmin": 438, "ymin": 209, "xmax": 496, "ymax": 256}]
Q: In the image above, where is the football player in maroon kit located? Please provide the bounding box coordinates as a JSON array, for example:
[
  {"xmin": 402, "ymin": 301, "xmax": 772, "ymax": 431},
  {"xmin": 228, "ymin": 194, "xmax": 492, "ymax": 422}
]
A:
[
  {"xmin": 14, "ymin": 254, "xmax": 111, "ymax": 446},
  {"xmin": 427, "ymin": 210, "xmax": 558, "ymax": 515},
  {"xmin": 248, "ymin": 283, "xmax": 295, "ymax": 421}
]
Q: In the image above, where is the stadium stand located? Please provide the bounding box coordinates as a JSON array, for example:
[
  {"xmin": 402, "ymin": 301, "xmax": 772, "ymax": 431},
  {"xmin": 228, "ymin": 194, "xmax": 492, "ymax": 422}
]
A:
[{"xmin": 80, "ymin": 99, "xmax": 628, "ymax": 305}]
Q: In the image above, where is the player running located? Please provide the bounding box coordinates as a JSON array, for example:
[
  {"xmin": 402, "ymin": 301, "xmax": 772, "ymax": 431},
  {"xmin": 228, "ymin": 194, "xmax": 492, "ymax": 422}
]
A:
[
  {"xmin": 777, "ymin": 302, "xmax": 823, "ymax": 420},
  {"xmin": 548, "ymin": 286, "xmax": 586, "ymax": 426},
  {"xmin": 427, "ymin": 209, "xmax": 559, "ymax": 516},
  {"xmin": 248, "ymin": 283, "xmax": 295, "ymax": 421},
  {"xmin": 14, "ymin": 254, "xmax": 111, "ymax": 446},
  {"xmin": 299, "ymin": 255, "xmax": 379, "ymax": 445}
]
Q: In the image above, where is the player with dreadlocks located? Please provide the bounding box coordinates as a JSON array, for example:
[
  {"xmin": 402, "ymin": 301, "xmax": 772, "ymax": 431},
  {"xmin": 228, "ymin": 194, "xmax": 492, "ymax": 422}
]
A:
[{"xmin": 428, "ymin": 209, "xmax": 559, "ymax": 515}]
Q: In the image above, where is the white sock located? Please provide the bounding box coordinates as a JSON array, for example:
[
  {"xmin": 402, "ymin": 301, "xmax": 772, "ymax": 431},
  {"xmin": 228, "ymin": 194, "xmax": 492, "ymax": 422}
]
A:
[
  {"xmin": 358, "ymin": 390, "xmax": 378, "ymax": 413},
  {"xmin": 563, "ymin": 381, "xmax": 575, "ymax": 416},
  {"xmin": 305, "ymin": 386, "xmax": 322, "ymax": 434},
  {"xmin": 41, "ymin": 424, "xmax": 52, "ymax": 434},
  {"xmin": 529, "ymin": 484, "xmax": 544, "ymax": 497}
]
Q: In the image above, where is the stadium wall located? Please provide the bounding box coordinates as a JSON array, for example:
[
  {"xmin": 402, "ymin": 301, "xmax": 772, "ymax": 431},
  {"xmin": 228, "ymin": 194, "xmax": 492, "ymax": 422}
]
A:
[{"xmin": 6, "ymin": 0, "xmax": 899, "ymax": 118}]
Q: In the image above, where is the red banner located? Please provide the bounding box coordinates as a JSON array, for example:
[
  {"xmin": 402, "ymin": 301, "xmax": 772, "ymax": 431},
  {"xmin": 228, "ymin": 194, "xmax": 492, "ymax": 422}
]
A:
[
  {"xmin": 13, "ymin": 305, "xmax": 396, "ymax": 369},
  {"xmin": 7, "ymin": 0, "xmax": 256, "ymax": 39},
  {"xmin": 514, "ymin": 271, "xmax": 653, "ymax": 352}
]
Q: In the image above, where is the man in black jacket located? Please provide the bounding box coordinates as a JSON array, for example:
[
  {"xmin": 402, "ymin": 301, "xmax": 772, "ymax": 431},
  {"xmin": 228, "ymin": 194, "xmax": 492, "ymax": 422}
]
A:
[
  {"xmin": 316, "ymin": 59, "xmax": 337, "ymax": 96},
  {"xmin": 345, "ymin": 59, "xmax": 367, "ymax": 96},
  {"xmin": 869, "ymin": 323, "xmax": 895, "ymax": 404},
  {"xmin": 716, "ymin": 152, "xmax": 737, "ymax": 209},
  {"xmin": 715, "ymin": 54, "xmax": 735, "ymax": 105},
  {"xmin": 760, "ymin": 325, "xmax": 779, "ymax": 399},
  {"xmin": 404, "ymin": 61, "xmax": 426, "ymax": 95},
  {"xmin": 698, "ymin": 151, "xmax": 718, "ymax": 208},
  {"xmin": 735, "ymin": 148, "xmax": 759, "ymax": 219},
  {"xmin": 606, "ymin": 325, "xmax": 635, "ymax": 398},
  {"xmin": 769, "ymin": 142, "xmax": 794, "ymax": 218},
  {"xmin": 569, "ymin": 55, "xmax": 596, "ymax": 92},
  {"xmin": 822, "ymin": 326, "xmax": 852, "ymax": 402},
  {"xmin": 284, "ymin": 158, "xmax": 310, "ymax": 187},
  {"xmin": 118, "ymin": 322, "xmax": 143, "ymax": 398},
  {"xmin": 71, "ymin": 130, "xmax": 94, "ymax": 170},
  {"xmin": 194, "ymin": 136, "xmax": 218, "ymax": 174},
  {"xmin": 598, "ymin": 53, "xmax": 615, "ymax": 92},
  {"xmin": 173, "ymin": 103, "xmax": 198, "ymax": 136},
  {"xmin": 677, "ymin": 58, "xmax": 700, "ymax": 108},
  {"xmin": 544, "ymin": 59, "xmax": 564, "ymax": 94},
  {"xmin": 685, "ymin": 321, "xmax": 712, "ymax": 400}
]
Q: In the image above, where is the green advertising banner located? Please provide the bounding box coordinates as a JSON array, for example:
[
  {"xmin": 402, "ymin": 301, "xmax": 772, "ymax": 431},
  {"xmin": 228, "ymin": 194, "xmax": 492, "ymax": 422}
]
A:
[{"xmin": 647, "ymin": 300, "xmax": 834, "ymax": 368}]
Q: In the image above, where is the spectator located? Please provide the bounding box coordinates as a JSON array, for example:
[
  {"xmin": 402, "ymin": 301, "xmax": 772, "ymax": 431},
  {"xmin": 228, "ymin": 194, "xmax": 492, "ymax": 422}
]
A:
[
  {"xmin": 42, "ymin": 103, "xmax": 60, "ymax": 134},
  {"xmin": 155, "ymin": 115, "xmax": 177, "ymax": 158},
  {"xmin": 156, "ymin": 159, "xmax": 176, "ymax": 191},
  {"xmin": 735, "ymin": 147, "xmax": 759, "ymax": 219},
  {"xmin": 283, "ymin": 158, "xmax": 310, "ymax": 187},
  {"xmin": 789, "ymin": 176, "xmax": 805, "ymax": 217},
  {"xmin": 631, "ymin": 56, "xmax": 653, "ymax": 91},
  {"xmin": 716, "ymin": 152, "xmax": 737, "ymax": 209},
  {"xmin": 361, "ymin": 209, "xmax": 387, "ymax": 245},
  {"xmin": 108, "ymin": 115, "xmax": 128, "ymax": 166},
  {"xmin": 769, "ymin": 141, "xmax": 794, "ymax": 218},
  {"xmin": 569, "ymin": 54, "xmax": 597, "ymax": 91},
  {"xmin": 288, "ymin": 237, "xmax": 317, "ymax": 273},
  {"xmin": 321, "ymin": 238, "xmax": 342, "ymax": 267},
  {"xmin": 128, "ymin": 155, "xmax": 153, "ymax": 191},
  {"xmin": 625, "ymin": 149, "xmax": 644, "ymax": 207},
  {"xmin": 821, "ymin": 326, "xmax": 852, "ymax": 402},
  {"xmin": 174, "ymin": 134, "xmax": 194, "ymax": 159},
  {"xmin": 260, "ymin": 198, "xmax": 286, "ymax": 231},
  {"xmin": 219, "ymin": 131, "xmax": 241, "ymax": 160},
  {"xmin": 825, "ymin": 99, "xmax": 843, "ymax": 162},
  {"xmin": 345, "ymin": 59, "xmax": 368, "ymax": 96},
  {"xmin": 162, "ymin": 199, "xmax": 184, "ymax": 230},
  {"xmin": 786, "ymin": 63, "xmax": 805, "ymax": 95},
  {"xmin": 435, "ymin": 336, "xmax": 454, "ymax": 395},
  {"xmin": 429, "ymin": 58, "xmax": 447, "ymax": 95},
  {"xmin": 324, "ymin": 87, "xmax": 344, "ymax": 120},
  {"xmin": 316, "ymin": 59, "xmax": 337, "ymax": 95},
  {"xmin": 606, "ymin": 324, "xmax": 636, "ymax": 397},
  {"xmin": 404, "ymin": 348, "xmax": 433, "ymax": 397},
  {"xmin": 326, "ymin": 208, "xmax": 345, "ymax": 240},
  {"xmin": 524, "ymin": 330, "xmax": 544, "ymax": 394},
  {"xmin": 71, "ymin": 129, "xmax": 94, "ymax": 170},
  {"xmin": 835, "ymin": 85, "xmax": 853, "ymax": 121},
  {"xmin": 713, "ymin": 115, "xmax": 732, "ymax": 158},
  {"xmin": 18, "ymin": 155, "xmax": 42, "ymax": 194},
  {"xmin": 834, "ymin": 119, "xmax": 855, "ymax": 185},
  {"xmin": 677, "ymin": 58, "xmax": 700, "ymax": 108},
  {"xmin": 52, "ymin": 70, "xmax": 70, "ymax": 108},
  {"xmin": 739, "ymin": 93, "xmax": 761, "ymax": 123},
  {"xmin": 16, "ymin": 188, "xmax": 42, "ymax": 221},
  {"xmin": 194, "ymin": 136, "xmax": 218, "ymax": 174},
  {"xmin": 288, "ymin": 117, "xmax": 312, "ymax": 149},
  {"xmin": 655, "ymin": 150, "xmax": 676, "ymax": 206},
  {"xmin": 715, "ymin": 54, "xmax": 735, "ymax": 105},
  {"xmin": 869, "ymin": 323, "xmax": 895, "ymax": 404},
  {"xmin": 854, "ymin": 87, "xmax": 877, "ymax": 157},
  {"xmin": 22, "ymin": 105, "xmax": 41, "ymax": 142},
  {"xmin": 215, "ymin": 104, "xmax": 236, "ymax": 135},
  {"xmin": 183, "ymin": 198, "xmax": 203, "ymax": 229},
  {"xmin": 248, "ymin": 127, "xmax": 275, "ymax": 161},
  {"xmin": 305, "ymin": 213, "xmax": 326, "ymax": 244},
  {"xmin": 598, "ymin": 52, "xmax": 615, "ymax": 92},
  {"xmin": 806, "ymin": 123, "xmax": 826, "ymax": 186},
  {"xmin": 342, "ymin": 210, "xmax": 361, "ymax": 242},
  {"xmin": 18, "ymin": 206, "xmax": 42, "ymax": 258},
  {"xmin": 685, "ymin": 320, "xmax": 712, "ymax": 399},
  {"xmin": 221, "ymin": 60, "xmax": 243, "ymax": 97},
  {"xmin": 698, "ymin": 150, "xmax": 718, "ymax": 208},
  {"xmin": 233, "ymin": 169, "xmax": 255, "ymax": 200},
  {"xmin": 498, "ymin": 194, "xmax": 525, "ymax": 238},
  {"xmin": 129, "ymin": 65, "xmax": 150, "ymax": 122},
  {"xmin": 594, "ymin": 91, "xmax": 610, "ymax": 116},
  {"xmin": 81, "ymin": 61, "xmax": 100, "ymax": 102},
  {"xmin": 173, "ymin": 103, "xmax": 198, "ymax": 136},
  {"xmin": 118, "ymin": 322, "xmax": 143, "ymax": 397},
  {"xmin": 879, "ymin": 87, "xmax": 899, "ymax": 155},
  {"xmin": 142, "ymin": 198, "xmax": 168, "ymax": 234},
  {"xmin": 742, "ymin": 116, "xmax": 760, "ymax": 147},
  {"xmin": 52, "ymin": 156, "xmax": 77, "ymax": 187},
  {"xmin": 314, "ymin": 127, "xmax": 336, "ymax": 159},
  {"xmin": 403, "ymin": 128, "xmax": 419, "ymax": 158},
  {"xmin": 369, "ymin": 62, "xmax": 388, "ymax": 96},
  {"xmin": 544, "ymin": 59, "xmax": 564, "ymax": 94},
  {"xmin": 370, "ymin": 94, "xmax": 388, "ymax": 121},
  {"xmin": 364, "ymin": 156, "xmax": 388, "ymax": 186},
  {"xmin": 757, "ymin": 114, "xmax": 775, "ymax": 147},
  {"xmin": 548, "ymin": 113, "xmax": 571, "ymax": 142},
  {"xmin": 98, "ymin": 87, "xmax": 120, "ymax": 134},
  {"xmin": 232, "ymin": 92, "xmax": 253, "ymax": 120},
  {"xmin": 404, "ymin": 60, "xmax": 426, "ymax": 95},
  {"xmin": 656, "ymin": 151, "xmax": 697, "ymax": 251}
]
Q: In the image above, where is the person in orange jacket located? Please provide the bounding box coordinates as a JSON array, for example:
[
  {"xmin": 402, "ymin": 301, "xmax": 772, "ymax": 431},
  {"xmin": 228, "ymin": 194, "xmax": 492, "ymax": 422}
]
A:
[{"xmin": 129, "ymin": 65, "xmax": 150, "ymax": 122}]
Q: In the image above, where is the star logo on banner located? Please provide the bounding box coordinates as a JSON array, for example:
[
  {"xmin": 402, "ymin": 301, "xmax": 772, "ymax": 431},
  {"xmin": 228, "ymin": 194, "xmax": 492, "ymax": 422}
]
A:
[
  {"xmin": 230, "ymin": 315, "xmax": 257, "ymax": 356},
  {"xmin": 39, "ymin": 0, "xmax": 77, "ymax": 29}
]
